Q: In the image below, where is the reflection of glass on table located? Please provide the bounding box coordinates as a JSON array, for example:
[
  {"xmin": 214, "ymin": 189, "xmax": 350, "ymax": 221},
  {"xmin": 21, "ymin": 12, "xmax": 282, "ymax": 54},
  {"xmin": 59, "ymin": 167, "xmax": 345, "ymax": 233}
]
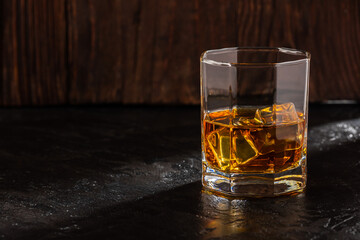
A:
[{"xmin": 200, "ymin": 190, "xmax": 306, "ymax": 239}]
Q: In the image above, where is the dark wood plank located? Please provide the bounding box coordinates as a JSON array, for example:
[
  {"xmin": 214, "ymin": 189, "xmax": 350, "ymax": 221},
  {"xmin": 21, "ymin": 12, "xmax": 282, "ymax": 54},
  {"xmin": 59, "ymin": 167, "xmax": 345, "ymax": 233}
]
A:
[
  {"xmin": 67, "ymin": 0, "xmax": 124, "ymax": 104},
  {"xmin": 0, "ymin": 0, "xmax": 67, "ymax": 106},
  {"xmin": 250, "ymin": 0, "xmax": 360, "ymax": 101},
  {"xmin": 1, "ymin": 0, "xmax": 360, "ymax": 105},
  {"xmin": 66, "ymin": 0, "xmax": 360, "ymax": 104},
  {"xmin": 67, "ymin": 0, "xmax": 203, "ymax": 104}
]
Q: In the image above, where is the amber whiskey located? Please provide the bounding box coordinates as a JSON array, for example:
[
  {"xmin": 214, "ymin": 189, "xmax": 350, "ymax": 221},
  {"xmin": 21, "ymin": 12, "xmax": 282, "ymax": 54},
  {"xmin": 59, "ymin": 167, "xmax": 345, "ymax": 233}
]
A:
[{"xmin": 203, "ymin": 103, "xmax": 306, "ymax": 174}]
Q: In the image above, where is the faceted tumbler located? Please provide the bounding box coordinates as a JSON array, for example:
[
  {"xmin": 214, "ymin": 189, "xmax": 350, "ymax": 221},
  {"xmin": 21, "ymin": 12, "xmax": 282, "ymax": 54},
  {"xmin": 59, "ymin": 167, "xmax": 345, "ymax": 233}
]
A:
[{"xmin": 200, "ymin": 47, "xmax": 310, "ymax": 197}]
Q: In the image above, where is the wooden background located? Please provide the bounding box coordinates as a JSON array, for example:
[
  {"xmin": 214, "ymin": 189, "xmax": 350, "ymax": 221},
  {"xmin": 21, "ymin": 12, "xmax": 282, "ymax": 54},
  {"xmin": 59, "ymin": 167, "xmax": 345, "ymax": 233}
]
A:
[{"xmin": 1, "ymin": 0, "xmax": 360, "ymax": 106}]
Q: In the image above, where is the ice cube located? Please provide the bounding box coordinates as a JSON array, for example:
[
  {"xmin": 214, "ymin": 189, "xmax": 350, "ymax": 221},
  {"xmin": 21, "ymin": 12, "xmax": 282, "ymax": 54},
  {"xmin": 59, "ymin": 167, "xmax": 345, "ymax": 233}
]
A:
[
  {"xmin": 232, "ymin": 108, "xmax": 258, "ymax": 126},
  {"xmin": 232, "ymin": 117, "xmax": 255, "ymax": 126},
  {"xmin": 207, "ymin": 128, "xmax": 231, "ymax": 169},
  {"xmin": 249, "ymin": 114, "xmax": 304, "ymax": 155},
  {"xmin": 250, "ymin": 129, "xmax": 275, "ymax": 155},
  {"xmin": 232, "ymin": 130, "xmax": 258, "ymax": 164},
  {"xmin": 275, "ymin": 124, "xmax": 299, "ymax": 141},
  {"xmin": 254, "ymin": 102, "xmax": 300, "ymax": 125},
  {"xmin": 207, "ymin": 128, "xmax": 259, "ymax": 167},
  {"xmin": 206, "ymin": 109, "xmax": 231, "ymax": 126}
]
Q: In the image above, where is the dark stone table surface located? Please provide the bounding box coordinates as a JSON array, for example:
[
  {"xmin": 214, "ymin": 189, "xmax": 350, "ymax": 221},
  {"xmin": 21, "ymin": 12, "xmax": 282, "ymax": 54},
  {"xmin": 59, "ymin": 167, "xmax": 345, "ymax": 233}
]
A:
[{"xmin": 0, "ymin": 104, "xmax": 360, "ymax": 240}]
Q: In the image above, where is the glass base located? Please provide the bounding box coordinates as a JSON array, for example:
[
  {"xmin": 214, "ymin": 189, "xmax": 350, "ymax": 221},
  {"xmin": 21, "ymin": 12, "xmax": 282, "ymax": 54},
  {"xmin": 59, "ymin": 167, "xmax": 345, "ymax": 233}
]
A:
[{"xmin": 202, "ymin": 157, "xmax": 306, "ymax": 198}]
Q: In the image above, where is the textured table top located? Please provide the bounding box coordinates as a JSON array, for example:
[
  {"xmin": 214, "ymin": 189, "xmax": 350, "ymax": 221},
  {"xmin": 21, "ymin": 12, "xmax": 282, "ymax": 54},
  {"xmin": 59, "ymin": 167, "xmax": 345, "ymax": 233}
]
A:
[{"xmin": 0, "ymin": 104, "xmax": 360, "ymax": 239}]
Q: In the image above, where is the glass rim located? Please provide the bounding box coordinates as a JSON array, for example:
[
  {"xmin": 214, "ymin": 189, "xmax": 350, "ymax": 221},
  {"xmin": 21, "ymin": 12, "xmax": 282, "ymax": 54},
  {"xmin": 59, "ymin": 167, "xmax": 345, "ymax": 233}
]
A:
[{"xmin": 200, "ymin": 47, "xmax": 311, "ymax": 67}]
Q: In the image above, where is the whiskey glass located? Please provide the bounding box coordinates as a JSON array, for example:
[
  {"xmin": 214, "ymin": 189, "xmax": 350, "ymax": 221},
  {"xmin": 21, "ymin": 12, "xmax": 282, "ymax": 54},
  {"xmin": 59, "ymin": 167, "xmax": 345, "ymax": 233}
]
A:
[{"xmin": 200, "ymin": 47, "xmax": 310, "ymax": 197}]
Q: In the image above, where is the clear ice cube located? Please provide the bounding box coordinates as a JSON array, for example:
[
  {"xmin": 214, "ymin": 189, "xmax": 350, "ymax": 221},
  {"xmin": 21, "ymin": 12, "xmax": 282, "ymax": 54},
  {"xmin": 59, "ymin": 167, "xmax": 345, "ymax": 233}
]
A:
[
  {"xmin": 232, "ymin": 108, "xmax": 258, "ymax": 126},
  {"xmin": 206, "ymin": 109, "xmax": 231, "ymax": 126},
  {"xmin": 254, "ymin": 102, "xmax": 300, "ymax": 125},
  {"xmin": 250, "ymin": 123, "xmax": 302, "ymax": 155},
  {"xmin": 250, "ymin": 129, "xmax": 275, "ymax": 155},
  {"xmin": 232, "ymin": 130, "xmax": 258, "ymax": 164},
  {"xmin": 207, "ymin": 128, "xmax": 259, "ymax": 167},
  {"xmin": 207, "ymin": 128, "xmax": 231, "ymax": 168}
]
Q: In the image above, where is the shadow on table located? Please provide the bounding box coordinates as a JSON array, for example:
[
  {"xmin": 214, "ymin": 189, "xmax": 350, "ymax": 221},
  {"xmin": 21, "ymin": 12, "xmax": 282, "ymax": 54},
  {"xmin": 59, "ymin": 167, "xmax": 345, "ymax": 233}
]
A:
[
  {"xmin": 19, "ymin": 139, "xmax": 360, "ymax": 240},
  {"xmin": 0, "ymin": 106, "xmax": 203, "ymax": 239},
  {"xmin": 0, "ymin": 106, "xmax": 201, "ymax": 192}
]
